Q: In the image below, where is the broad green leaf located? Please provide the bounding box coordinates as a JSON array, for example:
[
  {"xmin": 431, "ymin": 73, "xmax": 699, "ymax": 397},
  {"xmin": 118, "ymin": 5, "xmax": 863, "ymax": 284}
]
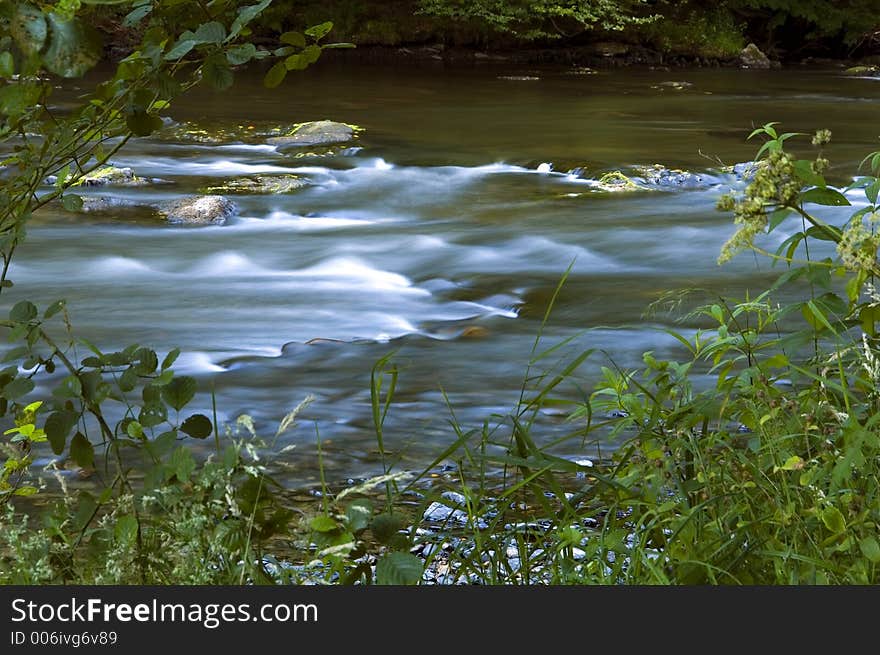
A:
[
  {"xmin": 133, "ymin": 347, "xmax": 158, "ymax": 375},
  {"xmin": 114, "ymin": 514, "xmax": 138, "ymax": 545},
  {"xmin": 346, "ymin": 499, "xmax": 373, "ymax": 533},
  {"xmin": 264, "ymin": 61, "xmax": 287, "ymax": 88},
  {"xmin": 126, "ymin": 420, "xmax": 144, "ymax": 439},
  {"xmin": 860, "ymin": 537, "xmax": 880, "ymax": 563},
  {"xmin": 0, "ymin": 82, "xmax": 43, "ymax": 118},
  {"xmin": 226, "ymin": 43, "xmax": 256, "ymax": 66},
  {"xmin": 11, "ymin": 3, "xmax": 47, "ymax": 56},
  {"xmin": 161, "ymin": 348, "xmax": 180, "ymax": 371},
  {"xmin": 370, "ymin": 512, "xmax": 403, "ymax": 545},
  {"xmin": 280, "ymin": 31, "xmax": 305, "ymax": 48},
  {"xmin": 139, "ymin": 402, "xmax": 167, "ymax": 428},
  {"xmin": 123, "ymin": 4, "xmax": 152, "ymax": 27},
  {"xmin": 229, "ymin": 0, "xmax": 273, "ymax": 40},
  {"xmin": 45, "ymin": 410, "xmax": 76, "ymax": 455},
  {"xmin": 43, "ymin": 13, "xmax": 102, "ymax": 78},
  {"xmin": 0, "ymin": 52, "xmax": 13, "ymax": 79},
  {"xmin": 126, "ymin": 109, "xmax": 163, "ymax": 136},
  {"xmin": 193, "ymin": 21, "xmax": 226, "ymax": 44},
  {"xmin": 767, "ymin": 207, "xmax": 791, "ymax": 232},
  {"xmin": 376, "ymin": 552, "xmax": 422, "ymax": 585},
  {"xmin": 170, "ymin": 445, "xmax": 195, "ymax": 481},
  {"xmin": 164, "ymin": 39, "xmax": 196, "ymax": 60},
  {"xmin": 161, "ymin": 375, "xmax": 196, "ymax": 411},
  {"xmin": 10, "ymin": 300, "xmax": 37, "ymax": 322},
  {"xmin": 302, "ymin": 44, "xmax": 321, "ymax": 64},
  {"xmin": 284, "ymin": 53, "xmax": 307, "ymax": 71},
  {"xmin": 304, "ymin": 21, "xmax": 333, "ymax": 40},
  {"xmin": 860, "ymin": 305, "xmax": 880, "ymax": 337},
  {"xmin": 70, "ymin": 431, "xmax": 95, "ymax": 468},
  {"xmin": 180, "ymin": 413, "xmax": 212, "ymax": 439},
  {"xmin": 202, "ymin": 54, "xmax": 233, "ymax": 90},
  {"xmin": 800, "ymin": 187, "xmax": 850, "ymax": 207},
  {"xmin": 61, "ymin": 194, "xmax": 83, "ymax": 211},
  {"xmin": 14, "ymin": 486, "xmax": 38, "ymax": 496},
  {"xmin": 44, "ymin": 299, "xmax": 65, "ymax": 319},
  {"xmin": 3, "ymin": 377, "xmax": 33, "ymax": 400},
  {"xmin": 821, "ymin": 506, "xmax": 846, "ymax": 534},
  {"xmin": 310, "ymin": 515, "xmax": 338, "ymax": 533}
]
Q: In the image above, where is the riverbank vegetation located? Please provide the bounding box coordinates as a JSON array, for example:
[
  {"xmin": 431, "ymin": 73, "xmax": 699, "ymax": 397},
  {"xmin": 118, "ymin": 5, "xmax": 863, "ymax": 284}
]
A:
[{"xmin": 2, "ymin": 2, "xmax": 880, "ymax": 585}]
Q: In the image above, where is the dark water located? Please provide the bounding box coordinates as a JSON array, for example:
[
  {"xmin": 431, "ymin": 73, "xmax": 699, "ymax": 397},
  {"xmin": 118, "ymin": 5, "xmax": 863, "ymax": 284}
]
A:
[{"xmin": 7, "ymin": 62, "xmax": 880, "ymax": 485}]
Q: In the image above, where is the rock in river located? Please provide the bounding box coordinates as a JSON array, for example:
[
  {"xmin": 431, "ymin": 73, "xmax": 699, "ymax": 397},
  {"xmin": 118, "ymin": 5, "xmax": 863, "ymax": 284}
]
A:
[
  {"xmin": 739, "ymin": 43, "xmax": 771, "ymax": 69},
  {"xmin": 634, "ymin": 164, "xmax": 717, "ymax": 190},
  {"xmin": 73, "ymin": 166, "xmax": 158, "ymax": 187},
  {"xmin": 157, "ymin": 195, "xmax": 236, "ymax": 225},
  {"xmin": 200, "ymin": 174, "xmax": 309, "ymax": 195},
  {"xmin": 266, "ymin": 120, "xmax": 360, "ymax": 149}
]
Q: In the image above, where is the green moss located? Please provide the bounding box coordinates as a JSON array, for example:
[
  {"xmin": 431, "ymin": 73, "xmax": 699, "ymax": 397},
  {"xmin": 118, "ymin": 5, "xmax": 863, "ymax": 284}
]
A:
[{"xmin": 596, "ymin": 170, "xmax": 642, "ymax": 192}]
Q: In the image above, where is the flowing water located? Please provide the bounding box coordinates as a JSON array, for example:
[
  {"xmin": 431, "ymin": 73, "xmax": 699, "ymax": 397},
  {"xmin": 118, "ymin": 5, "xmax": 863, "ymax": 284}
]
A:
[{"xmin": 7, "ymin": 61, "xmax": 880, "ymax": 486}]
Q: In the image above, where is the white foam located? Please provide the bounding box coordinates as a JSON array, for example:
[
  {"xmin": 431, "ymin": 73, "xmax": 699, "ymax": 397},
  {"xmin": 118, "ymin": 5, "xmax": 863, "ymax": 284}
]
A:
[
  {"xmin": 91, "ymin": 256, "xmax": 155, "ymax": 276},
  {"xmin": 536, "ymin": 162, "xmax": 553, "ymax": 173}
]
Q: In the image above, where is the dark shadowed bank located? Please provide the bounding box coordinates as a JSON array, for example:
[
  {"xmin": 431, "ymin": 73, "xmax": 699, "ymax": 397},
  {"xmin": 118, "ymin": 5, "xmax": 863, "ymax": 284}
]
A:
[{"xmin": 93, "ymin": 0, "xmax": 880, "ymax": 68}]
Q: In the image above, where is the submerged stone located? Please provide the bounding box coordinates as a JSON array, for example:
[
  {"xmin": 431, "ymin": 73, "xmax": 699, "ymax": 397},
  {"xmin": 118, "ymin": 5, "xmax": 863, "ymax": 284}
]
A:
[
  {"xmin": 157, "ymin": 195, "xmax": 235, "ymax": 225},
  {"xmin": 200, "ymin": 174, "xmax": 309, "ymax": 195},
  {"xmin": 594, "ymin": 170, "xmax": 645, "ymax": 192}
]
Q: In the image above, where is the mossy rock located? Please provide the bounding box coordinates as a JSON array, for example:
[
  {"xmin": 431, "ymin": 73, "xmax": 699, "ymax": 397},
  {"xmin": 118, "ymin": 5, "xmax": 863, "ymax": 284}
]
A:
[
  {"xmin": 844, "ymin": 65, "xmax": 879, "ymax": 77},
  {"xmin": 200, "ymin": 174, "xmax": 309, "ymax": 195},
  {"xmin": 594, "ymin": 170, "xmax": 645, "ymax": 193},
  {"xmin": 266, "ymin": 120, "xmax": 363, "ymax": 149},
  {"xmin": 739, "ymin": 43, "xmax": 771, "ymax": 69},
  {"xmin": 71, "ymin": 166, "xmax": 154, "ymax": 187}
]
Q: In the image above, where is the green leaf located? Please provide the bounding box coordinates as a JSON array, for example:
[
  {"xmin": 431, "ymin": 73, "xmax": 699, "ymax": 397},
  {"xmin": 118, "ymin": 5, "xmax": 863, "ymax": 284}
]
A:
[
  {"xmin": 800, "ymin": 187, "xmax": 851, "ymax": 207},
  {"xmin": 376, "ymin": 552, "xmax": 422, "ymax": 585},
  {"xmin": 170, "ymin": 445, "xmax": 195, "ymax": 481},
  {"xmin": 133, "ymin": 347, "xmax": 158, "ymax": 375},
  {"xmin": 302, "ymin": 44, "xmax": 321, "ymax": 65},
  {"xmin": 11, "ymin": 3, "xmax": 47, "ymax": 56},
  {"xmin": 280, "ymin": 31, "xmax": 305, "ymax": 48},
  {"xmin": 202, "ymin": 54, "xmax": 233, "ymax": 90},
  {"xmin": 123, "ymin": 4, "xmax": 152, "ymax": 28},
  {"xmin": 114, "ymin": 514, "xmax": 138, "ymax": 545},
  {"xmin": 10, "ymin": 300, "xmax": 37, "ymax": 322},
  {"xmin": 859, "ymin": 537, "xmax": 880, "ymax": 563},
  {"xmin": 767, "ymin": 208, "xmax": 791, "ymax": 232},
  {"xmin": 180, "ymin": 413, "xmax": 212, "ymax": 439},
  {"xmin": 14, "ymin": 486, "xmax": 38, "ymax": 497},
  {"xmin": 793, "ymin": 160, "xmax": 825, "ymax": 187},
  {"xmin": 161, "ymin": 375, "xmax": 196, "ymax": 411},
  {"xmin": 126, "ymin": 109, "xmax": 163, "ymax": 137},
  {"xmin": 3, "ymin": 377, "xmax": 34, "ymax": 401},
  {"xmin": 370, "ymin": 512, "xmax": 403, "ymax": 545},
  {"xmin": 304, "ymin": 21, "xmax": 333, "ymax": 40},
  {"xmin": 0, "ymin": 82, "xmax": 43, "ymax": 118},
  {"xmin": 44, "ymin": 299, "xmax": 65, "ymax": 319},
  {"xmin": 139, "ymin": 403, "xmax": 167, "ymax": 428},
  {"xmin": 310, "ymin": 515, "xmax": 338, "ymax": 533},
  {"xmin": 0, "ymin": 52, "xmax": 13, "ymax": 79},
  {"xmin": 226, "ymin": 43, "xmax": 256, "ymax": 66},
  {"xmin": 161, "ymin": 348, "xmax": 180, "ymax": 371},
  {"xmin": 45, "ymin": 410, "xmax": 76, "ymax": 455},
  {"xmin": 61, "ymin": 194, "xmax": 83, "ymax": 212},
  {"xmin": 859, "ymin": 305, "xmax": 880, "ymax": 337},
  {"xmin": 821, "ymin": 506, "xmax": 846, "ymax": 534},
  {"xmin": 346, "ymin": 499, "xmax": 373, "ymax": 533},
  {"xmin": 70, "ymin": 432, "xmax": 95, "ymax": 468},
  {"xmin": 43, "ymin": 13, "xmax": 102, "ymax": 78},
  {"xmin": 229, "ymin": 0, "xmax": 273, "ymax": 40},
  {"xmin": 284, "ymin": 54, "xmax": 307, "ymax": 71},
  {"xmin": 193, "ymin": 21, "xmax": 226, "ymax": 45},
  {"xmin": 126, "ymin": 420, "xmax": 144, "ymax": 439},
  {"xmin": 264, "ymin": 61, "xmax": 287, "ymax": 88},
  {"xmin": 164, "ymin": 39, "xmax": 196, "ymax": 61}
]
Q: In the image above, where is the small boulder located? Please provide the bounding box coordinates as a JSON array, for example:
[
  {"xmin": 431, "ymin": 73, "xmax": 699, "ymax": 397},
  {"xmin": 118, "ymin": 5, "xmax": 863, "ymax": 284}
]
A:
[
  {"xmin": 844, "ymin": 65, "xmax": 880, "ymax": 77},
  {"xmin": 634, "ymin": 164, "xmax": 716, "ymax": 190},
  {"xmin": 157, "ymin": 195, "xmax": 235, "ymax": 225},
  {"xmin": 266, "ymin": 120, "xmax": 360, "ymax": 149},
  {"xmin": 73, "ymin": 166, "xmax": 156, "ymax": 187},
  {"xmin": 200, "ymin": 174, "xmax": 309, "ymax": 195},
  {"xmin": 739, "ymin": 43, "xmax": 771, "ymax": 69}
]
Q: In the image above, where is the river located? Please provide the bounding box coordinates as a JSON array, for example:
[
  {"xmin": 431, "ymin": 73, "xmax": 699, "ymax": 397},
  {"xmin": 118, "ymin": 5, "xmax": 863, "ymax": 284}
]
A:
[{"xmin": 8, "ymin": 61, "xmax": 880, "ymax": 487}]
